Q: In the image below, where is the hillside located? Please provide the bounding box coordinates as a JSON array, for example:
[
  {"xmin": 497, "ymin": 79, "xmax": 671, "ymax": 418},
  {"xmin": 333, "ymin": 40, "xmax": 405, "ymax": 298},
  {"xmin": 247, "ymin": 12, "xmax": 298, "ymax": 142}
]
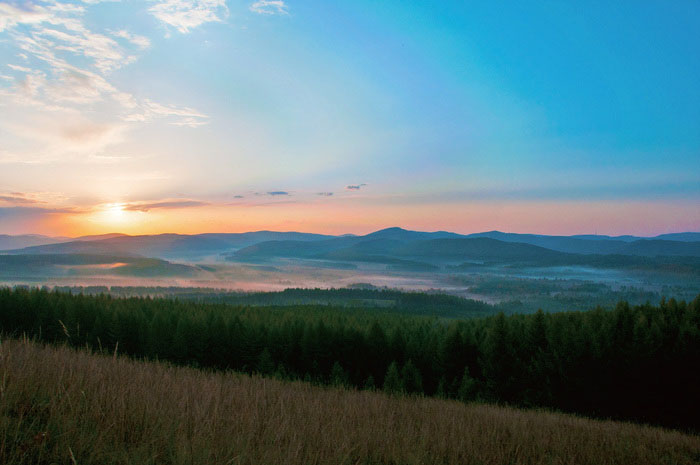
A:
[
  {"xmin": 1, "ymin": 338, "xmax": 697, "ymax": 465},
  {"xmin": 0, "ymin": 234, "xmax": 67, "ymax": 250},
  {"xmin": 2, "ymin": 231, "xmax": 335, "ymax": 261},
  {"xmin": 396, "ymin": 237, "xmax": 567, "ymax": 262},
  {"xmin": 0, "ymin": 254, "xmax": 202, "ymax": 278}
]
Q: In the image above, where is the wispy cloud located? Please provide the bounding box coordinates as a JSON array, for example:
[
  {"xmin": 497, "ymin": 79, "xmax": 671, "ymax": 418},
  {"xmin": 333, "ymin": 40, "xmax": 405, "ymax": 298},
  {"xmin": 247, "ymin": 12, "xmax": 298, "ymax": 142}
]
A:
[
  {"xmin": 111, "ymin": 29, "xmax": 151, "ymax": 49},
  {"xmin": 7, "ymin": 64, "xmax": 32, "ymax": 73},
  {"xmin": 149, "ymin": 0, "xmax": 229, "ymax": 33},
  {"xmin": 4, "ymin": 2, "xmax": 133, "ymax": 75},
  {"xmin": 0, "ymin": 193, "xmax": 39, "ymax": 205},
  {"xmin": 0, "ymin": 190, "xmax": 71, "ymax": 207},
  {"xmin": 346, "ymin": 183, "xmax": 367, "ymax": 190},
  {"xmin": 0, "ymin": 206, "xmax": 75, "ymax": 220},
  {"xmin": 316, "ymin": 192, "xmax": 333, "ymax": 196},
  {"xmin": 0, "ymin": 0, "xmax": 209, "ymax": 164},
  {"xmin": 123, "ymin": 199, "xmax": 208, "ymax": 211},
  {"xmin": 249, "ymin": 1, "xmax": 289, "ymax": 15},
  {"xmin": 0, "ymin": 2, "xmax": 52, "ymax": 33},
  {"xmin": 123, "ymin": 99, "xmax": 209, "ymax": 127},
  {"xmin": 266, "ymin": 191, "xmax": 289, "ymax": 196}
]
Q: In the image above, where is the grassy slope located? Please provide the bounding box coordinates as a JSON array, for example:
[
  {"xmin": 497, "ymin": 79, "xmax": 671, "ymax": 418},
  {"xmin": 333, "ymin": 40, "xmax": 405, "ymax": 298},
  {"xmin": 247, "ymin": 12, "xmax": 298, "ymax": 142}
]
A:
[{"xmin": 1, "ymin": 339, "xmax": 698, "ymax": 465}]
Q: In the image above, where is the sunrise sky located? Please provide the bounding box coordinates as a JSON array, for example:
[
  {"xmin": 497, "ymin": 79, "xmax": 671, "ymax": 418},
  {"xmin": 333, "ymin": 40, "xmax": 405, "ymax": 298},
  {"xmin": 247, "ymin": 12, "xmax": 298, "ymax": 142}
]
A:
[{"xmin": 1, "ymin": 1, "xmax": 698, "ymax": 237}]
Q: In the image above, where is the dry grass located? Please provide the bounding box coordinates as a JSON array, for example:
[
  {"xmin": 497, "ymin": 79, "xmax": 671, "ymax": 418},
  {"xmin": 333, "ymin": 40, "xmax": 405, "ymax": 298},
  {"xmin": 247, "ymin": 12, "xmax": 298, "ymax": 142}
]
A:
[{"xmin": 0, "ymin": 339, "xmax": 698, "ymax": 465}]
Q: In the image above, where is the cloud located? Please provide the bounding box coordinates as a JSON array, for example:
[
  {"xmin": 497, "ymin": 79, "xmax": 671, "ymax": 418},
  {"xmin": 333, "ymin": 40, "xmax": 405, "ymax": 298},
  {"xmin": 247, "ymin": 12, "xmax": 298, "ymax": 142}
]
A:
[
  {"xmin": 233, "ymin": 195, "xmax": 244, "ymax": 199},
  {"xmin": 0, "ymin": 193, "xmax": 39, "ymax": 205},
  {"xmin": 149, "ymin": 0, "xmax": 229, "ymax": 33},
  {"xmin": 2, "ymin": 114, "xmax": 128, "ymax": 163},
  {"xmin": 111, "ymin": 29, "xmax": 151, "ymax": 49},
  {"xmin": 123, "ymin": 99, "xmax": 209, "ymax": 127},
  {"xmin": 316, "ymin": 192, "xmax": 333, "ymax": 196},
  {"xmin": 0, "ymin": 2, "xmax": 51, "ymax": 33},
  {"xmin": 0, "ymin": 206, "xmax": 74, "ymax": 219},
  {"xmin": 346, "ymin": 183, "xmax": 367, "ymax": 190},
  {"xmin": 122, "ymin": 200, "xmax": 208, "ymax": 212},
  {"xmin": 170, "ymin": 117, "xmax": 209, "ymax": 128},
  {"xmin": 60, "ymin": 122, "xmax": 124, "ymax": 144},
  {"xmin": 266, "ymin": 191, "xmax": 289, "ymax": 196},
  {"xmin": 2, "ymin": 2, "xmax": 133, "ymax": 74},
  {"xmin": 0, "ymin": 1, "xmax": 209, "ymax": 163},
  {"xmin": 249, "ymin": 1, "xmax": 289, "ymax": 15},
  {"xmin": 7, "ymin": 63, "xmax": 32, "ymax": 73}
]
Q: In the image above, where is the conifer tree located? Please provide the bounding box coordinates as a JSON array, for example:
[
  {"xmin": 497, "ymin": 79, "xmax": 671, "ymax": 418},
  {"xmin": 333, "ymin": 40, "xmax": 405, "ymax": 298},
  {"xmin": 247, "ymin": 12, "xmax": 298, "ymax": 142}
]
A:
[
  {"xmin": 457, "ymin": 367, "xmax": 477, "ymax": 402},
  {"xmin": 483, "ymin": 312, "xmax": 515, "ymax": 402},
  {"xmin": 363, "ymin": 375, "xmax": 376, "ymax": 391},
  {"xmin": 383, "ymin": 361, "xmax": 403, "ymax": 395},
  {"xmin": 401, "ymin": 359, "xmax": 423, "ymax": 394},
  {"xmin": 257, "ymin": 348, "xmax": 275, "ymax": 375},
  {"xmin": 331, "ymin": 361, "xmax": 349, "ymax": 387}
]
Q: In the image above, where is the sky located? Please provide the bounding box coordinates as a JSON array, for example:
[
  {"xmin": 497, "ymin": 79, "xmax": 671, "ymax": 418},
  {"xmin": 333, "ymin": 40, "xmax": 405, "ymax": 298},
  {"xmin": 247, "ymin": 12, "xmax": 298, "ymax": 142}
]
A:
[{"xmin": 0, "ymin": 0, "xmax": 698, "ymax": 237}]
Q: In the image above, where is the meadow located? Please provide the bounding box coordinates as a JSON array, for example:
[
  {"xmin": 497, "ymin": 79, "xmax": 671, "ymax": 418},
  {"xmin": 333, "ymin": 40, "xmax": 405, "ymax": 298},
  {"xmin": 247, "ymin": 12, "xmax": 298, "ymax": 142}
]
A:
[{"xmin": 1, "ymin": 338, "xmax": 699, "ymax": 465}]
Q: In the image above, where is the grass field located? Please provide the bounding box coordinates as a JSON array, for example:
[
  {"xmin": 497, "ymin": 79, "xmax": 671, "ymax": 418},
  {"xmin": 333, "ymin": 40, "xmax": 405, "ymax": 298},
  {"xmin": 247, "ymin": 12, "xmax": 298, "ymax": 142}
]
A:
[{"xmin": 1, "ymin": 338, "xmax": 698, "ymax": 465}]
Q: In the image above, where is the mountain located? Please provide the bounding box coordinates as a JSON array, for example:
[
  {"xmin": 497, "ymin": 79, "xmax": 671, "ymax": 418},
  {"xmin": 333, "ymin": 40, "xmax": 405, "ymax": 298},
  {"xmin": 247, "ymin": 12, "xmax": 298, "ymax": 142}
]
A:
[
  {"xmin": 3, "ymin": 231, "xmax": 335, "ymax": 261},
  {"xmin": 3, "ymin": 228, "xmax": 699, "ymax": 265},
  {"xmin": 0, "ymin": 234, "xmax": 68, "ymax": 250},
  {"xmin": 464, "ymin": 231, "xmax": 700, "ymax": 256},
  {"xmin": 464, "ymin": 231, "xmax": 629, "ymax": 254},
  {"xmin": 0, "ymin": 254, "xmax": 202, "ymax": 278},
  {"xmin": 654, "ymin": 232, "xmax": 700, "ymax": 242},
  {"xmin": 227, "ymin": 229, "xmax": 466, "ymax": 265},
  {"xmin": 573, "ymin": 232, "xmax": 700, "ymax": 242},
  {"xmin": 363, "ymin": 227, "xmax": 463, "ymax": 241},
  {"xmin": 74, "ymin": 233, "xmax": 129, "ymax": 241},
  {"xmin": 571, "ymin": 234, "xmax": 641, "ymax": 242},
  {"xmin": 395, "ymin": 237, "xmax": 568, "ymax": 263},
  {"xmin": 615, "ymin": 239, "xmax": 700, "ymax": 257},
  {"xmin": 229, "ymin": 235, "xmax": 569, "ymax": 266},
  {"xmin": 226, "ymin": 231, "xmax": 700, "ymax": 276},
  {"xmin": 232, "ymin": 237, "xmax": 359, "ymax": 261}
]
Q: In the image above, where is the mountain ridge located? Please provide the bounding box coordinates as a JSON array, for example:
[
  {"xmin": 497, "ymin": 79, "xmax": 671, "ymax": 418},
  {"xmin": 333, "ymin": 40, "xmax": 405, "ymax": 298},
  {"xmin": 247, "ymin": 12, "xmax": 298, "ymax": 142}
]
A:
[{"xmin": 2, "ymin": 228, "xmax": 699, "ymax": 262}]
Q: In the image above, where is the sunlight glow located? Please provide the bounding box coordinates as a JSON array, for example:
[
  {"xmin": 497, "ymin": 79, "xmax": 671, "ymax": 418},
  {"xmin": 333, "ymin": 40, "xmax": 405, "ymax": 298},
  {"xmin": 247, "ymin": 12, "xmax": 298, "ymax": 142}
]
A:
[
  {"xmin": 105, "ymin": 203, "xmax": 126, "ymax": 222},
  {"xmin": 89, "ymin": 203, "xmax": 136, "ymax": 228}
]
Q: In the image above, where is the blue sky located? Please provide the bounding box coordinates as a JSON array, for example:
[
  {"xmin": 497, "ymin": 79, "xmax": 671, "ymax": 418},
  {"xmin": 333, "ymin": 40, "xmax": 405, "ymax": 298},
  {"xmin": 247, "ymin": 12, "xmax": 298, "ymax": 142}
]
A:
[{"xmin": 0, "ymin": 0, "xmax": 698, "ymax": 235}]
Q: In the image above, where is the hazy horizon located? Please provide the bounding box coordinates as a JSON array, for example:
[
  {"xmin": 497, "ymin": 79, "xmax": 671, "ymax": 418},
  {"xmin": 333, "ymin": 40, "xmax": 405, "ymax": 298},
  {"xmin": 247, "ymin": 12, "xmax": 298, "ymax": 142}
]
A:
[{"xmin": 3, "ymin": 224, "xmax": 700, "ymax": 240}]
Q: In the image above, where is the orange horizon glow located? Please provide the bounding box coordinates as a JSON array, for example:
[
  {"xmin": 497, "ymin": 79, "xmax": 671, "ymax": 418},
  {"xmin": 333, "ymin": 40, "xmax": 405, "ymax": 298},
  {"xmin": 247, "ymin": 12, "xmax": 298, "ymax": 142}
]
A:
[{"xmin": 19, "ymin": 199, "xmax": 699, "ymax": 239}]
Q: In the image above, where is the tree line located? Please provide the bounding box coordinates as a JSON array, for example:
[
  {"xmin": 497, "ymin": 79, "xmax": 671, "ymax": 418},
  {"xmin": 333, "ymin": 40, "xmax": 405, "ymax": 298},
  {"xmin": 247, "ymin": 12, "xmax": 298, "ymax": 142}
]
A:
[
  {"xmin": 0, "ymin": 287, "xmax": 697, "ymax": 430},
  {"xmin": 49, "ymin": 285, "xmax": 497, "ymax": 318}
]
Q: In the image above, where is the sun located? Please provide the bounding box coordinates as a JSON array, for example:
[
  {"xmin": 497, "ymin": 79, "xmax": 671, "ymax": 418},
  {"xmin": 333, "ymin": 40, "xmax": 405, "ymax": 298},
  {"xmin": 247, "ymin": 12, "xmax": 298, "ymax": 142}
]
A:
[
  {"xmin": 102, "ymin": 203, "xmax": 127, "ymax": 223},
  {"xmin": 85, "ymin": 202, "xmax": 145, "ymax": 232}
]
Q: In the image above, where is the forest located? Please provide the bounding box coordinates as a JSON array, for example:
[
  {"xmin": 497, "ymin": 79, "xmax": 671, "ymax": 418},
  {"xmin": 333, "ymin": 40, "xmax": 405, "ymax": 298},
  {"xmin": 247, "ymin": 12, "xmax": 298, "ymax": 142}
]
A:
[{"xmin": 0, "ymin": 287, "xmax": 698, "ymax": 431}]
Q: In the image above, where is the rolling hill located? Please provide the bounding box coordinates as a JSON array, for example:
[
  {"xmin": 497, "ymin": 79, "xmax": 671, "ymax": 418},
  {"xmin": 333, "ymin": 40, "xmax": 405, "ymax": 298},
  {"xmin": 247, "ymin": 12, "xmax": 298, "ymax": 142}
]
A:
[
  {"xmin": 0, "ymin": 234, "xmax": 68, "ymax": 250},
  {"xmin": 2, "ymin": 231, "xmax": 335, "ymax": 261},
  {"xmin": 0, "ymin": 254, "xmax": 202, "ymax": 278}
]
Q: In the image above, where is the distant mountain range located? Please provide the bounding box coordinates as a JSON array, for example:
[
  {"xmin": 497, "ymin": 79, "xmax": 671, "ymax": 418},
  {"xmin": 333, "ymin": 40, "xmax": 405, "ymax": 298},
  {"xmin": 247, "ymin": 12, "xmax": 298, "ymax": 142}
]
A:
[
  {"xmin": 0, "ymin": 233, "xmax": 126, "ymax": 251},
  {"xmin": 1, "ymin": 227, "xmax": 699, "ymax": 277},
  {"xmin": 2, "ymin": 228, "xmax": 699, "ymax": 260},
  {"xmin": 0, "ymin": 231, "xmax": 335, "ymax": 261}
]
